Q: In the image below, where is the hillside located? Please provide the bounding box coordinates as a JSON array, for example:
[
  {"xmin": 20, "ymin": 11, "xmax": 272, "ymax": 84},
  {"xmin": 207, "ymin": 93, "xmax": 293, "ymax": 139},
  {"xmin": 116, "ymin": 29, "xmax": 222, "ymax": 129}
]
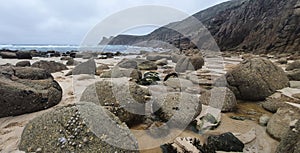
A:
[{"xmin": 100, "ymin": 0, "xmax": 300, "ymax": 53}]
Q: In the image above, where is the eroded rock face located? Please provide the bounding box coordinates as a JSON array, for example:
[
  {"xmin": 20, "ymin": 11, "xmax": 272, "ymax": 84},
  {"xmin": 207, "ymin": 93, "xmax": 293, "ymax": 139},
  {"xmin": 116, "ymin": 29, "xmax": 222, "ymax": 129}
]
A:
[
  {"xmin": 80, "ymin": 79, "xmax": 150, "ymax": 126},
  {"xmin": 19, "ymin": 102, "xmax": 139, "ymax": 153},
  {"xmin": 224, "ymin": 58, "xmax": 289, "ymax": 101},
  {"xmin": 0, "ymin": 66, "xmax": 62, "ymax": 118},
  {"xmin": 32, "ymin": 60, "xmax": 68, "ymax": 73}
]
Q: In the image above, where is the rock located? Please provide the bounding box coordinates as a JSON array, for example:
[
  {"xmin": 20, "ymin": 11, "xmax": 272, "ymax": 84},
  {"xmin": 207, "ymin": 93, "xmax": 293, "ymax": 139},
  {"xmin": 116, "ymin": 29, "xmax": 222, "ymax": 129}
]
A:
[
  {"xmin": 267, "ymin": 106, "xmax": 300, "ymax": 140},
  {"xmin": 117, "ymin": 58, "xmax": 144, "ymax": 69},
  {"xmin": 155, "ymin": 58, "xmax": 168, "ymax": 66},
  {"xmin": 66, "ymin": 58, "xmax": 80, "ymax": 66},
  {"xmin": 146, "ymin": 54, "xmax": 171, "ymax": 61},
  {"xmin": 66, "ymin": 59, "xmax": 96, "ymax": 76},
  {"xmin": 60, "ymin": 56, "xmax": 72, "ymax": 61},
  {"xmin": 16, "ymin": 51, "xmax": 32, "ymax": 59},
  {"xmin": 0, "ymin": 66, "xmax": 62, "ymax": 117},
  {"xmin": 200, "ymin": 87, "xmax": 237, "ymax": 112},
  {"xmin": 0, "ymin": 51, "xmax": 17, "ymax": 59},
  {"xmin": 286, "ymin": 69, "xmax": 300, "ymax": 81},
  {"xmin": 80, "ymin": 79, "xmax": 150, "ymax": 126},
  {"xmin": 137, "ymin": 72, "xmax": 160, "ymax": 86},
  {"xmin": 259, "ymin": 114, "xmax": 271, "ymax": 126},
  {"xmin": 290, "ymin": 81, "xmax": 300, "ymax": 89},
  {"xmin": 96, "ymin": 64, "xmax": 110, "ymax": 76},
  {"xmin": 292, "ymin": 93, "xmax": 300, "ymax": 99},
  {"xmin": 286, "ymin": 60, "xmax": 300, "ymax": 71},
  {"xmin": 276, "ymin": 119, "xmax": 300, "ymax": 153},
  {"xmin": 163, "ymin": 78, "xmax": 194, "ymax": 91},
  {"xmin": 262, "ymin": 99, "xmax": 289, "ymax": 113},
  {"xmin": 175, "ymin": 56, "xmax": 204, "ymax": 72},
  {"xmin": 171, "ymin": 53, "xmax": 183, "ymax": 63},
  {"xmin": 223, "ymin": 58, "xmax": 290, "ymax": 101},
  {"xmin": 16, "ymin": 61, "xmax": 31, "ymax": 67},
  {"xmin": 153, "ymin": 92, "xmax": 201, "ymax": 126},
  {"xmin": 137, "ymin": 61, "xmax": 158, "ymax": 70},
  {"xmin": 276, "ymin": 58, "xmax": 288, "ymax": 64},
  {"xmin": 190, "ymin": 56, "xmax": 205, "ymax": 70},
  {"xmin": 100, "ymin": 67, "xmax": 142, "ymax": 80},
  {"xmin": 19, "ymin": 102, "xmax": 139, "ymax": 152},
  {"xmin": 32, "ymin": 60, "xmax": 68, "ymax": 73},
  {"xmin": 207, "ymin": 132, "xmax": 244, "ymax": 152}
]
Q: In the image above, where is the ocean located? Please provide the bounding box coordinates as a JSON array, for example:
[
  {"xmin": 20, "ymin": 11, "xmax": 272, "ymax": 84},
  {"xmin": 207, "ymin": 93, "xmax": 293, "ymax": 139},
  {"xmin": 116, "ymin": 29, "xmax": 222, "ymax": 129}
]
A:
[{"xmin": 0, "ymin": 44, "xmax": 167, "ymax": 53}]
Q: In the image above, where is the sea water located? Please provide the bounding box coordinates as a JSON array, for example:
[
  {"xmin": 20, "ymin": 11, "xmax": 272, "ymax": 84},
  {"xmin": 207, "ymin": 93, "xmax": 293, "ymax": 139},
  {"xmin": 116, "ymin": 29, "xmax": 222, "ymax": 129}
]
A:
[{"xmin": 0, "ymin": 44, "xmax": 167, "ymax": 53}]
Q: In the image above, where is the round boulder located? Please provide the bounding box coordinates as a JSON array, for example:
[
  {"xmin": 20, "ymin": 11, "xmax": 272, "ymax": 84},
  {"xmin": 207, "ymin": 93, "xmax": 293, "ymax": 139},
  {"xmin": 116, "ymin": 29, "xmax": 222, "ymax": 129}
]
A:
[
  {"xmin": 19, "ymin": 102, "xmax": 139, "ymax": 152},
  {"xmin": 267, "ymin": 106, "xmax": 300, "ymax": 140},
  {"xmin": 80, "ymin": 78, "xmax": 150, "ymax": 126},
  {"xmin": 200, "ymin": 87, "xmax": 237, "ymax": 112},
  {"xmin": 0, "ymin": 66, "xmax": 62, "ymax": 117},
  {"xmin": 224, "ymin": 58, "xmax": 289, "ymax": 101},
  {"xmin": 286, "ymin": 60, "xmax": 300, "ymax": 71}
]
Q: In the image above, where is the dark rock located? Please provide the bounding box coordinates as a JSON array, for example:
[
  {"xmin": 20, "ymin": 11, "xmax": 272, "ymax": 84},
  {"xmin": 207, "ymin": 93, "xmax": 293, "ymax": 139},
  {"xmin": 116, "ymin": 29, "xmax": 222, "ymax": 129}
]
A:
[
  {"xmin": 267, "ymin": 106, "xmax": 300, "ymax": 140},
  {"xmin": 276, "ymin": 58, "xmax": 288, "ymax": 64},
  {"xmin": 16, "ymin": 61, "xmax": 31, "ymax": 67},
  {"xmin": 286, "ymin": 60, "xmax": 300, "ymax": 71},
  {"xmin": 207, "ymin": 132, "xmax": 244, "ymax": 152},
  {"xmin": 66, "ymin": 59, "xmax": 96, "ymax": 76},
  {"xmin": 137, "ymin": 72, "xmax": 160, "ymax": 85},
  {"xmin": 16, "ymin": 51, "xmax": 32, "ymax": 59},
  {"xmin": 0, "ymin": 51, "xmax": 17, "ymax": 59},
  {"xmin": 117, "ymin": 58, "xmax": 146, "ymax": 69},
  {"xmin": 276, "ymin": 119, "xmax": 300, "ymax": 153},
  {"xmin": 200, "ymin": 87, "xmax": 237, "ymax": 112},
  {"xmin": 223, "ymin": 58, "xmax": 289, "ymax": 101},
  {"xmin": 0, "ymin": 66, "xmax": 62, "ymax": 118},
  {"xmin": 287, "ymin": 69, "xmax": 300, "ymax": 81},
  {"xmin": 66, "ymin": 58, "xmax": 80, "ymax": 66},
  {"xmin": 60, "ymin": 57, "xmax": 72, "ymax": 61},
  {"xmin": 19, "ymin": 102, "xmax": 139, "ymax": 152},
  {"xmin": 32, "ymin": 60, "xmax": 68, "ymax": 73},
  {"xmin": 163, "ymin": 73, "xmax": 178, "ymax": 81},
  {"xmin": 80, "ymin": 79, "xmax": 150, "ymax": 126}
]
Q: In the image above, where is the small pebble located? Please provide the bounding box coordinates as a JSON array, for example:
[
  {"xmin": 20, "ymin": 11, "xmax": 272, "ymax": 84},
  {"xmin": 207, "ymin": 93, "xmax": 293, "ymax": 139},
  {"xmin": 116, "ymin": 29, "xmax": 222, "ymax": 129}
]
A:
[
  {"xmin": 36, "ymin": 148, "xmax": 42, "ymax": 153},
  {"xmin": 83, "ymin": 137, "xmax": 88, "ymax": 143}
]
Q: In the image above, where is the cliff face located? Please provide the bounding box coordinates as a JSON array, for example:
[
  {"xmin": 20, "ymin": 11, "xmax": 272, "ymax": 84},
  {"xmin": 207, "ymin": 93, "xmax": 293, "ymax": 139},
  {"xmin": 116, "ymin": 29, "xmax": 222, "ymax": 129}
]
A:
[{"xmin": 100, "ymin": 0, "xmax": 300, "ymax": 53}]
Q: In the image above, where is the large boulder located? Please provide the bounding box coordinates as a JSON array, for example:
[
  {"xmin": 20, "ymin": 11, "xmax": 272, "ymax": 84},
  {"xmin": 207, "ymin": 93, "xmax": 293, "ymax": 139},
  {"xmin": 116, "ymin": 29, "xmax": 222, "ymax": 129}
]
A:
[
  {"xmin": 200, "ymin": 87, "xmax": 237, "ymax": 112},
  {"xmin": 153, "ymin": 92, "xmax": 201, "ymax": 126},
  {"xmin": 286, "ymin": 60, "xmax": 300, "ymax": 71},
  {"xmin": 0, "ymin": 51, "xmax": 17, "ymax": 59},
  {"xmin": 267, "ymin": 106, "xmax": 300, "ymax": 140},
  {"xmin": 16, "ymin": 61, "xmax": 31, "ymax": 67},
  {"xmin": 66, "ymin": 59, "xmax": 96, "ymax": 76},
  {"xmin": 116, "ymin": 58, "xmax": 147, "ymax": 69},
  {"xmin": 0, "ymin": 66, "xmax": 62, "ymax": 117},
  {"xmin": 32, "ymin": 60, "xmax": 68, "ymax": 73},
  {"xmin": 16, "ymin": 51, "xmax": 32, "ymax": 59},
  {"xmin": 175, "ymin": 56, "xmax": 204, "ymax": 72},
  {"xmin": 276, "ymin": 119, "xmax": 300, "ymax": 153},
  {"xmin": 171, "ymin": 53, "xmax": 184, "ymax": 63},
  {"xmin": 224, "ymin": 58, "xmax": 289, "ymax": 101},
  {"xmin": 80, "ymin": 79, "xmax": 150, "ymax": 126},
  {"xmin": 19, "ymin": 102, "xmax": 139, "ymax": 152},
  {"xmin": 100, "ymin": 67, "xmax": 142, "ymax": 80},
  {"xmin": 96, "ymin": 64, "xmax": 110, "ymax": 76}
]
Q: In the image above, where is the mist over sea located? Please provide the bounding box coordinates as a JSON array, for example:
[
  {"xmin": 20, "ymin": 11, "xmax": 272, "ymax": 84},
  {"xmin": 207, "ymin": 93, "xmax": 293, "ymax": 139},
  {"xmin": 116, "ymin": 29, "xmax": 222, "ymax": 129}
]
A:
[{"xmin": 0, "ymin": 44, "xmax": 167, "ymax": 53}]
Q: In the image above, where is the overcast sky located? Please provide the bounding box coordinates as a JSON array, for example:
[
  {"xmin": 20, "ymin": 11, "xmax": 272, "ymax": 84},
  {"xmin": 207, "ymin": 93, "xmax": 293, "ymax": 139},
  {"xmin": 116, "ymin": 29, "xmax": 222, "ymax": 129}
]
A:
[{"xmin": 0, "ymin": 0, "xmax": 228, "ymax": 45}]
